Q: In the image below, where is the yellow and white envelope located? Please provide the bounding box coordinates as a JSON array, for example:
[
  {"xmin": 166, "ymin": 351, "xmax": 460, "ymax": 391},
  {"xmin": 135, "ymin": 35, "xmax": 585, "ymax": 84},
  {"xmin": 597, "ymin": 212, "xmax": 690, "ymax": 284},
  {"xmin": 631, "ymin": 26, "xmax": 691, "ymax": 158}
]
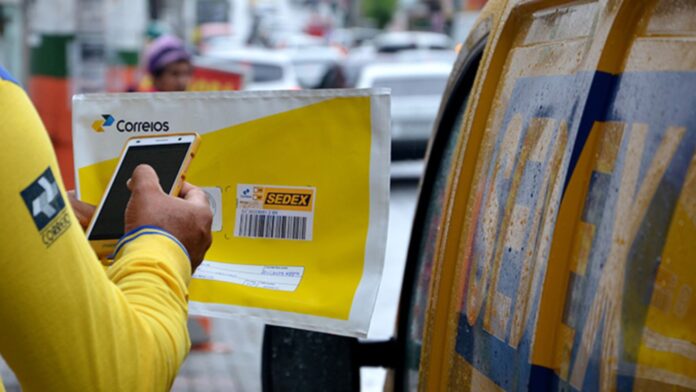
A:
[{"xmin": 72, "ymin": 89, "xmax": 390, "ymax": 337}]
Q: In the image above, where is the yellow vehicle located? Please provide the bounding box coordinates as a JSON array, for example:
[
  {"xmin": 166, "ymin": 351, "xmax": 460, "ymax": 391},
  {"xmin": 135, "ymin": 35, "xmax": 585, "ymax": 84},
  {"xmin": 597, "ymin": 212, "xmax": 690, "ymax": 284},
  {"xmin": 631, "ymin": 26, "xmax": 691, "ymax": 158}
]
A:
[{"xmin": 264, "ymin": 0, "xmax": 696, "ymax": 390}]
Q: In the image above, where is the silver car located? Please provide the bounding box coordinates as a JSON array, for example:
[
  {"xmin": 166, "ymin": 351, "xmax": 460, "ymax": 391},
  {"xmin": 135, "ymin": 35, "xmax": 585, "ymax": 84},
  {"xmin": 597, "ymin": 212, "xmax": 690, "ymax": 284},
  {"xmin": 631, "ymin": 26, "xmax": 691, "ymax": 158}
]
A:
[{"xmin": 356, "ymin": 61, "xmax": 453, "ymax": 160}]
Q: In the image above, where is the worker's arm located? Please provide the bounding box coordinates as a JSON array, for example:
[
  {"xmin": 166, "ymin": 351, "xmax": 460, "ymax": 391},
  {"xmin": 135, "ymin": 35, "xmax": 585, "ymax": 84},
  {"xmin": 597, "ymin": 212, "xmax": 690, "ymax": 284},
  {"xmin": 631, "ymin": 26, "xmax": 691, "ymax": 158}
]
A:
[{"xmin": 0, "ymin": 74, "xmax": 210, "ymax": 391}]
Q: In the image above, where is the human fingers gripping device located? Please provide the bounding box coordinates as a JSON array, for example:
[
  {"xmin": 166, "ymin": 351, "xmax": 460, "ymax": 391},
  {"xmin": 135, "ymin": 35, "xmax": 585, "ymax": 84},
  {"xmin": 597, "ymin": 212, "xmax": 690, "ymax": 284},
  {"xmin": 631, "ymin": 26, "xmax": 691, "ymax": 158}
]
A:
[{"xmin": 85, "ymin": 133, "xmax": 201, "ymax": 259}]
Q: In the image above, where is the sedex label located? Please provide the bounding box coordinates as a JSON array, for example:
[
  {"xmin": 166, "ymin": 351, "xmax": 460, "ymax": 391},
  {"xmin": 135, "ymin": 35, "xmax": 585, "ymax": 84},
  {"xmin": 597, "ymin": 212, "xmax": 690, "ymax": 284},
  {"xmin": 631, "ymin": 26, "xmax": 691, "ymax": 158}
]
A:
[{"xmin": 235, "ymin": 184, "xmax": 315, "ymax": 241}]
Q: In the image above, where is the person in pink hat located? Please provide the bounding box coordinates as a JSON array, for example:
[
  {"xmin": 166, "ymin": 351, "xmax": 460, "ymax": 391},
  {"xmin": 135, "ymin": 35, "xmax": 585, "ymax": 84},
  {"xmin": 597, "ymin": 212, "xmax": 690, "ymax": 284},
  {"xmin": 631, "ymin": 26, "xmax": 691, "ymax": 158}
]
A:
[{"xmin": 143, "ymin": 35, "xmax": 193, "ymax": 92}]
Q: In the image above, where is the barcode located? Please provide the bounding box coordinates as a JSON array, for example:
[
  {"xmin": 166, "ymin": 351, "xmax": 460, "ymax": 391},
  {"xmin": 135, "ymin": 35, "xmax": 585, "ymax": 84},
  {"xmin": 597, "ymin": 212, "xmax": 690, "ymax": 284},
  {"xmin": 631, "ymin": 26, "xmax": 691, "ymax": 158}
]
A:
[{"xmin": 238, "ymin": 214, "xmax": 309, "ymax": 240}]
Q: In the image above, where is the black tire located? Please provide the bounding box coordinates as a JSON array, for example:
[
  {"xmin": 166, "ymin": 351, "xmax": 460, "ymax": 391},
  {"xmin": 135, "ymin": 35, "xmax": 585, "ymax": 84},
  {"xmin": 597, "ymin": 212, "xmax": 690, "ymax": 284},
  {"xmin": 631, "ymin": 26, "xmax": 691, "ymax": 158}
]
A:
[{"xmin": 262, "ymin": 325, "xmax": 360, "ymax": 392}]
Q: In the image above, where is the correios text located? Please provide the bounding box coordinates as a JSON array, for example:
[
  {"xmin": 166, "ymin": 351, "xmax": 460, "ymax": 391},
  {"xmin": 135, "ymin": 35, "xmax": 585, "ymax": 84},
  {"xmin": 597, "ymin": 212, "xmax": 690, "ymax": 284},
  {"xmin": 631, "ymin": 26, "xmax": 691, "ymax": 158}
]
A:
[{"xmin": 116, "ymin": 120, "xmax": 170, "ymax": 132}]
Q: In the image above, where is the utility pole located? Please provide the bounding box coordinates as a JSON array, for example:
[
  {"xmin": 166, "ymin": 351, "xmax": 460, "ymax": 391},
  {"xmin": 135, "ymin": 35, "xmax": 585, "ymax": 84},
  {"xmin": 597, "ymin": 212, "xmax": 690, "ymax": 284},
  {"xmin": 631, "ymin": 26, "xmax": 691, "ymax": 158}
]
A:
[
  {"xmin": 348, "ymin": 0, "xmax": 361, "ymax": 27},
  {"xmin": 149, "ymin": 0, "xmax": 163, "ymax": 19},
  {"xmin": 73, "ymin": 0, "xmax": 106, "ymax": 93}
]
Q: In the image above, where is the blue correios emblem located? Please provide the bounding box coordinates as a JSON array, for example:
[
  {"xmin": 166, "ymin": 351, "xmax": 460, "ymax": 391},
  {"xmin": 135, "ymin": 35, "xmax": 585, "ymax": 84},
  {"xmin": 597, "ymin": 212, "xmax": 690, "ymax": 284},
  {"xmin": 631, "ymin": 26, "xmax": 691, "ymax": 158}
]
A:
[{"xmin": 21, "ymin": 167, "xmax": 65, "ymax": 231}]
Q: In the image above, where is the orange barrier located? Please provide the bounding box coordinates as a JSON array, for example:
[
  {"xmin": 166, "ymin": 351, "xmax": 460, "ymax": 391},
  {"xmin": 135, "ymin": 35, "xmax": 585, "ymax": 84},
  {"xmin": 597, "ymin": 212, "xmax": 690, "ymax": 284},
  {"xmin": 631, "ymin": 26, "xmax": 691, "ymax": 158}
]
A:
[{"xmin": 29, "ymin": 75, "xmax": 74, "ymax": 189}]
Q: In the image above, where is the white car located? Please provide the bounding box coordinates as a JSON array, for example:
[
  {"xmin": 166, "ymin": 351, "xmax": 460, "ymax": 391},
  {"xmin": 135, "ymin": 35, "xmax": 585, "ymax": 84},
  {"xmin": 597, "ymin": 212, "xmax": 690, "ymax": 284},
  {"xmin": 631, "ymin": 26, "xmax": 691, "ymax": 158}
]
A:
[
  {"xmin": 205, "ymin": 48, "xmax": 300, "ymax": 91},
  {"xmin": 356, "ymin": 62, "xmax": 453, "ymax": 159},
  {"xmin": 373, "ymin": 31, "xmax": 454, "ymax": 53},
  {"xmin": 283, "ymin": 46, "xmax": 345, "ymax": 89},
  {"xmin": 269, "ymin": 32, "xmax": 324, "ymax": 50}
]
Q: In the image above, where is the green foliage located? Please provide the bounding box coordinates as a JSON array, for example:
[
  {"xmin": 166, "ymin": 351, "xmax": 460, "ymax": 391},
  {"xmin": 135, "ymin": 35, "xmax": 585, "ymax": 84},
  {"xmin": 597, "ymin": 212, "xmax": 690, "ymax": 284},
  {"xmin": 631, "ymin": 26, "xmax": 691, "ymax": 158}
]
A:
[{"xmin": 362, "ymin": 0, "xmax": 397, "ymax": 29}]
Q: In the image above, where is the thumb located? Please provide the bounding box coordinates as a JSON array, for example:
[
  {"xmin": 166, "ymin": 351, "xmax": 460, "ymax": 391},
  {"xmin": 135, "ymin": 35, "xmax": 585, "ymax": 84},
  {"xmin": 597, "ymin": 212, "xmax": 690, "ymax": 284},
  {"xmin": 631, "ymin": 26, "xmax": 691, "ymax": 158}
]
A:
[
  {"xmin": 180, "ymin": 182, "xmax": 210, "ymax": 207},
  {"xmin": 127, "ymin": 164, "xmax": 163, "ymax": 194}
]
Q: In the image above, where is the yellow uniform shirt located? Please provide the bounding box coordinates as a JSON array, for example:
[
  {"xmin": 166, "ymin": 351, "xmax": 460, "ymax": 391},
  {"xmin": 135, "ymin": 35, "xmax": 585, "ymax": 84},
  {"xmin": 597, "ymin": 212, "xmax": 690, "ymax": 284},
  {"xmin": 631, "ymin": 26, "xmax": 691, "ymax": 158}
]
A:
[{"xmin": 0, "ymin": 67, "xmax": 191, "ymax": 391}]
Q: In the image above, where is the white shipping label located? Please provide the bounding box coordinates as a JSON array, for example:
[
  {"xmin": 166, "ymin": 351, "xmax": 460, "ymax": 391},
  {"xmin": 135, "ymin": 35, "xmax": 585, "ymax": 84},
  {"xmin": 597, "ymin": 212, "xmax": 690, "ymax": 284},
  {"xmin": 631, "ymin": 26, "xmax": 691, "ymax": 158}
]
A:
[
  {"xmin": 234, "ymin": 184, "xmax": 315, "ymax": 241},
  {"xmin": 194, "ymin": 261, "xmax": 304, "ymax": 292}
]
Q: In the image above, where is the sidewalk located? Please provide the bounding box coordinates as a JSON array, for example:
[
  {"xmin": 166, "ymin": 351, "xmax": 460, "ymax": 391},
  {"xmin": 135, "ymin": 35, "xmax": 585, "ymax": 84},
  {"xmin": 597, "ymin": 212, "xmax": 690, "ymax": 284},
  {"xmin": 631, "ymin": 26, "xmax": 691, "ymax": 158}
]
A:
[{"xmin": 173, "ymin": 317, "xmax": 265, "ymax": 391}]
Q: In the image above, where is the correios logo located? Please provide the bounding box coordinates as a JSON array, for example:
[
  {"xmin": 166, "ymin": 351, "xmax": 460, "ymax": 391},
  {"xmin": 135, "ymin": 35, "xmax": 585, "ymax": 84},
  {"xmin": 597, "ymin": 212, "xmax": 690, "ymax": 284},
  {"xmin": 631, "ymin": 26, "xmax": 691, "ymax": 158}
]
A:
[
  {"xmin": 91, "ymin": 114, "xmax": 170, "ymax": 133},
  {"xmin": 91, "ymin": 114, "xmax": 114, "ymax": 132}
]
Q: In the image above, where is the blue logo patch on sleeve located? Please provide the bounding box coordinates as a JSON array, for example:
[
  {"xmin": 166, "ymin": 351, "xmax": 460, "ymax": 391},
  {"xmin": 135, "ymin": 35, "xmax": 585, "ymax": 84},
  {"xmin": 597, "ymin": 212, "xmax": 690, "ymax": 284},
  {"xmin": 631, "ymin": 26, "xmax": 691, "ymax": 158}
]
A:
[
  {"xmin": 21, "ymin": 167, "xmax": 71, "ymax": 246},
  {"xmin": 0, "ymin": 64, "xmax": 20, "ymax": 86}
]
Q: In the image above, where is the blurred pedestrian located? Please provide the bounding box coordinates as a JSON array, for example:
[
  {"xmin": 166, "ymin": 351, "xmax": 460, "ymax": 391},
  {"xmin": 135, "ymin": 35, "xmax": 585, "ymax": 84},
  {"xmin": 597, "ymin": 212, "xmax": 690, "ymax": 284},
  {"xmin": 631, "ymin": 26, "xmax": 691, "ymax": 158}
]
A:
[{"xmin": 133, "ymin": 35, "xmax": 193, "ymax": 92}]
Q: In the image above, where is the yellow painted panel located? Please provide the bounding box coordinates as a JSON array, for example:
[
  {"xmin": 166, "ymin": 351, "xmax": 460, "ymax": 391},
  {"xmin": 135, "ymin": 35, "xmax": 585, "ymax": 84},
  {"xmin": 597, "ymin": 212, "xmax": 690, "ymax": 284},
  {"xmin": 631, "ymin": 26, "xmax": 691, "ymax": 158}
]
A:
[
  {"xmin": 636, "ymin": 158, "xmax": 696, "ymax": 384},
  {"xmin": 449, "ymin": 355, "xmax": 505, "ymax": 392}
]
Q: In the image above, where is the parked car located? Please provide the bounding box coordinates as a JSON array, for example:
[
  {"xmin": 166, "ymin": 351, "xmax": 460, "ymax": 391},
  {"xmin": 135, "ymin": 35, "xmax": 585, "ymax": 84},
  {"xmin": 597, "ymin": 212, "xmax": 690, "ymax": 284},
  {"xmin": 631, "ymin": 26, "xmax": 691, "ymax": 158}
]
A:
[
  {"xmin": 373, "ymin": 31, "xmax": 454, "ymax": 53},
  {"xmin": 327, "ymin": 27, "xmax": 381, "ymax": 50},
  {"xmin": 198, "ymin": 35, "xmax": 243, "ymax": 56},
  {"xmin": 356, "ymin": 62, "xmax": 453, "ymax": 160},
  {"xmin": 263, "ymin": 0, "xmax": 696, "ymax": 391},
  {"xmin": 394, "ymin": 48, "xmax": 457, "ymax": 64},
  {"xmin": 269, "ymin": 32, "xmax": 324, "ymax": 50},
  {"xmin": 195, "ymin": 23, "xmax": 236, "ymax": 55},
  {"xmin": 204, "ymin": 48, "xmax": 300, "ymax": 91},
  {"xmin": 283, "ymin": 46, "xmax": 345, "ymax": 89},
  {"xmin": 342, "ymin": 45, "xmax": 379, "ymax": 88}
]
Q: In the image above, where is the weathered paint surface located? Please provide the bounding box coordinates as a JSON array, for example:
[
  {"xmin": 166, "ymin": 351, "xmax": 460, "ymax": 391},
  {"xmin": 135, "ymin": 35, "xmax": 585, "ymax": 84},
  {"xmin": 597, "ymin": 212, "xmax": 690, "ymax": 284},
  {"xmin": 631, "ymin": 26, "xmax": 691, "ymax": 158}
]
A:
[
  {"xmin": 552, "ymin": 72, "xmax": 696, "ymax": 391},
  {"xmin": 452, "ymin": 71, "xmax": 696, "ymax": 390},
  {"xmin": 417, "ymin": 0, "xmax": 696, "ymax": 390}
]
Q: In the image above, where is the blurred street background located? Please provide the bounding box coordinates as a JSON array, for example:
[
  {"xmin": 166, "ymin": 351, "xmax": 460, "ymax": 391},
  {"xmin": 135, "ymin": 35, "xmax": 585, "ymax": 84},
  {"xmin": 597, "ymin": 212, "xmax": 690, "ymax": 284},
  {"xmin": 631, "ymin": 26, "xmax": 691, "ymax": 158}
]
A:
[{"xmin": 0, "ymin": 0, "xmax": 486, "ymax": 389}]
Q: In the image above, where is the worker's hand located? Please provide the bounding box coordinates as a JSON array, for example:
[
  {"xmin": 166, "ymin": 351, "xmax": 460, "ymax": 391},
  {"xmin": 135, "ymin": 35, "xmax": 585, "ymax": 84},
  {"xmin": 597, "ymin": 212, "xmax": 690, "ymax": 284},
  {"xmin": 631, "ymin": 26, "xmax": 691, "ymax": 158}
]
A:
[
  {"xmin": 67, "ymin": 190, "xmax": 96, "ymax": 231},
  {"xmin": 125, "ymin": 164, "xmax": 212, "ymax": 271}
]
